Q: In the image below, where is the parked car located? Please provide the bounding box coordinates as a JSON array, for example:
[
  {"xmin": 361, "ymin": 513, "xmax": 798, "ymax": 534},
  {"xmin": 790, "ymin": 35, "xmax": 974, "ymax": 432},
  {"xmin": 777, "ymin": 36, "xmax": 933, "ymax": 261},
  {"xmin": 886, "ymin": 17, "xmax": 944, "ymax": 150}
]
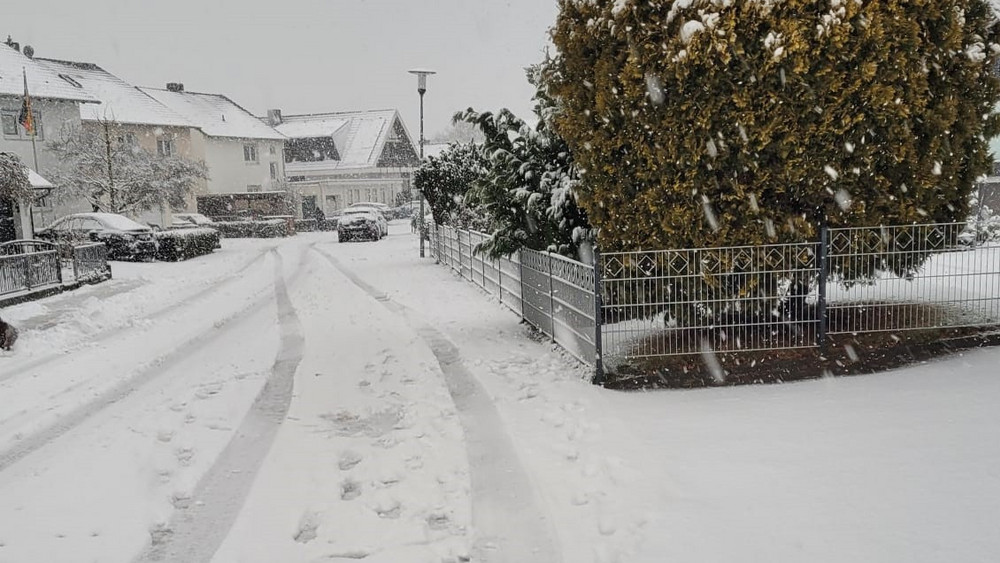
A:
[
  {"xmin": 338, "ymin": 209, "xmax": 384, "ymax": 242},
  {"xmin": 171, "ymin": 213, "xmax": 216, "ymax": 229},
  {"xmin": 349, "ymin": 201, "xmax": 395, "ymax": 220},
  {"xmin": 345, "ymin": 204, "xmax": 389, "ymax": 237},
  {"xmin": 36, "ymin": 212, "xmax": 158, "ymax": 261},
  {"xmin": 169, "ymin": 213, "xmax": 222, "ymax": 248}
]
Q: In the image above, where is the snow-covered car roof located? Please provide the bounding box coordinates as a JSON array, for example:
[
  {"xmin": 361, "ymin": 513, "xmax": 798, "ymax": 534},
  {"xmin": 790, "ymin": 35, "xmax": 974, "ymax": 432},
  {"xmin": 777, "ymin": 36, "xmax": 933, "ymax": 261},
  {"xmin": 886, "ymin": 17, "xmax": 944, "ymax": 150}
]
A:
[{"xmin": 59, "ymin": 213, "xmax": 151, "ymax": 231}]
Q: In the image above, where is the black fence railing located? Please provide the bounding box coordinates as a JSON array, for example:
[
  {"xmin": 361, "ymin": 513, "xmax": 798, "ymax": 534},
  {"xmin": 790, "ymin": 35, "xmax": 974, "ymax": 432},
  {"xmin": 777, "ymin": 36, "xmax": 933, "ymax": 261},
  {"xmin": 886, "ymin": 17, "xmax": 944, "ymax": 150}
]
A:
[
  {"xmin": 1, "ymin": 240, "xmax": 112, "ymax": 300},
  {"xmin": 0, "ymin": 240, "xmax": 62, "ymax": 297}
]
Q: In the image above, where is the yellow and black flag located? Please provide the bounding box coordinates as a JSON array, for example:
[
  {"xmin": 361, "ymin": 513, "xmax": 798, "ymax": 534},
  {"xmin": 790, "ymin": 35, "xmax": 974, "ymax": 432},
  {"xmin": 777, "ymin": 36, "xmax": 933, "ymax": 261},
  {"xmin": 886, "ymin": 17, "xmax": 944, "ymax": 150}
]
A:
[{"xmin": 18, "ymin": 68, "xmax": 34, "ymax": 136}]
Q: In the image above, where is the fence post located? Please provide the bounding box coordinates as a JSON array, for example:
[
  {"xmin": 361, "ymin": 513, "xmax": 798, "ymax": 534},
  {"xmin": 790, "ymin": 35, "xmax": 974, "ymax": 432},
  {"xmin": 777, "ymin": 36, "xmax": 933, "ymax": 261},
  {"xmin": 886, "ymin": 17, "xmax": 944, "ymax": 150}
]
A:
[
  {"xmin": 498, "ymin": 258, "xmax": 503, "ymax": 305},
  {"xmin": 24, "ymin": 255, "xmax": 34, "ymax": 290},
  {"xmin": 547, "ymin": 252, "xmax": 556, "ymax": 341},
  {"xmin": 518, "ymin": 251, "xmax": 526, "ymax": 321},
  {"xmin": 56, "ymin": 251, "xmax": 64, "ymax": 285},
  {"xmin": 816, "ymin": 224, "xmax": 829, "ymax": 350},
  {"xmin": 593, "ymin": 247, "xmax": 605, "ymax": 385}
]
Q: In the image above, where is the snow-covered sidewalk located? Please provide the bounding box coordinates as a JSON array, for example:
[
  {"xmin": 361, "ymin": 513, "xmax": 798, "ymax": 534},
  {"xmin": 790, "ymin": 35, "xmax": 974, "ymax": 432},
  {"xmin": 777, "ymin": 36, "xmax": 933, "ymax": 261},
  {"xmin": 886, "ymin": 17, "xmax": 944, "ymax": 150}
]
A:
[{"xmin": 0, "ymin": 223, "xmax": 997, "ymax": 562}]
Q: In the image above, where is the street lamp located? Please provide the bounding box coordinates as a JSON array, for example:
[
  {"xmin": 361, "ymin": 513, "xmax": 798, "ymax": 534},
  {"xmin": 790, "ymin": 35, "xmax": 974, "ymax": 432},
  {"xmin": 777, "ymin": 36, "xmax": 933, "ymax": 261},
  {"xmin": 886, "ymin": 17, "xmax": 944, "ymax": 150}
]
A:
[{"xmin": 409, "ymin": 69, "xmax": 435, "ymax": 258}]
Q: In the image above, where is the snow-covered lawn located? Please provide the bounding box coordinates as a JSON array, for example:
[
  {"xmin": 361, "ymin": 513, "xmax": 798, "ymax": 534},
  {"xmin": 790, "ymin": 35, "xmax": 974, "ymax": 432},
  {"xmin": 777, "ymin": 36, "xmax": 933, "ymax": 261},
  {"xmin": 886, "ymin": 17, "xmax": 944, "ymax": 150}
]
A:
[{"xmin": 0, "ymin": 222, "xmax": 997, "ymax": 562}]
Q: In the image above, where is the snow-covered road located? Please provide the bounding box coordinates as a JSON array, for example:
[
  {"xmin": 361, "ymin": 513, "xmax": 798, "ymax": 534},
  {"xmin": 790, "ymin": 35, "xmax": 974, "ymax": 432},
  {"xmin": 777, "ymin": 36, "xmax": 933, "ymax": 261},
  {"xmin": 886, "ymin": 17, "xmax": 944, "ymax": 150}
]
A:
[{"xmin": 1, "ymin": 221, "xmax": 999, "ymax": 563}]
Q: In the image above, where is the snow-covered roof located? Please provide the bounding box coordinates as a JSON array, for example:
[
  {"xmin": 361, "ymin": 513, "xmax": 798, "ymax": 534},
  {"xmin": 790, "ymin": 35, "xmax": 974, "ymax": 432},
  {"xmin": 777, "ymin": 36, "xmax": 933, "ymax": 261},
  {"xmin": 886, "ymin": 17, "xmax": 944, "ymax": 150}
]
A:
[
  {"xmin": 276, "ymin": 109, "xmax": 415, "ymax": 170},
  {"xmin": 33, "ymin": 59, "xmax": 194, "ymax": 128},
  {"xmin": 140, "ymin": 88, "xmax": 284, "ymax": 140},
  {"xmin": 28, "ymin": 168, "xmax": 52, "ymax": 189},
  {"xmin": 0, "ymin": 44, "xmax": 99, "ymax": 103}
]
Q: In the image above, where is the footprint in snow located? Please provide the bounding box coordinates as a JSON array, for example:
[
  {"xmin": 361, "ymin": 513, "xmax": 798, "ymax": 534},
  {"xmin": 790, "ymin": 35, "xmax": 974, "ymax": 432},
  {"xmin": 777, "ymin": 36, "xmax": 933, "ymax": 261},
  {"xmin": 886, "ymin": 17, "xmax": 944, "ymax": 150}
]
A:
[
  {"xmin": 174, "ymin": 446, "xmax": 195, "ymax": 466},
  {"xmin": 341, "ymin": 479, "xmax": 362, "ymax": 501},
  {"xmin": 170, "ymin": 492, "xmax": 192, "ymax": 509},
  {"xmin": 293, "ymin": 511, "xmax": 320, "ymax": 544},
  {"xmin": 338, "ymin": 450, "xmax": 363, "ymax": 471}
]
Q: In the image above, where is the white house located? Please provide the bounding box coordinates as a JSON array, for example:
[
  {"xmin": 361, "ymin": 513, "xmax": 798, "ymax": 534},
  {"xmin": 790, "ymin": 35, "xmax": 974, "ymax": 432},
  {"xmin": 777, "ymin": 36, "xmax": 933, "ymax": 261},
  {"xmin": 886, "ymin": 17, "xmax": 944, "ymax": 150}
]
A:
[
  {"xmin": 1, "ymin": 40, "xmax": 97, "ymax": 240},
  {"xmin": 141, "ymin": 85, "xmax": 286, "ymax": 198},
  {"xmin": 268, "ymin": 109, "xmax": 420, "ymax": 217},
  {"xmin": 32, "ymin": 58, "xmax": 201, "ymax": 227}
]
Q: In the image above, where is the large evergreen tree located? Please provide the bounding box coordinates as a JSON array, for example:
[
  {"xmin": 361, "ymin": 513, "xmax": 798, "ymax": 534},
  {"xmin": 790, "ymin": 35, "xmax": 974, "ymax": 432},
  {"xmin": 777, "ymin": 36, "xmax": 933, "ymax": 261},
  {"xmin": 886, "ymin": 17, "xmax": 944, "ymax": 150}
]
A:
[{"xmin": 546, "ymin": 0, "xmax": 1000, "ymax": 254}]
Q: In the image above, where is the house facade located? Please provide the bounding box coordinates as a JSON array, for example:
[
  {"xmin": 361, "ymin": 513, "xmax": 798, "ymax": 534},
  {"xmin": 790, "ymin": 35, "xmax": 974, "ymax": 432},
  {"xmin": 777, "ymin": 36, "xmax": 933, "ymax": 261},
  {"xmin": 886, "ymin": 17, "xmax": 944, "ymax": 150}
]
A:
[
  {"xmin": 32, "ymin": 59, "xmax": 203, "ymax": 227},
  {"xmin": 141, "ymin": 85, "xmax": 286, "ymax": 202},
  {"xmin": 269, "ymin": 109, "xmax": 420, "ymax": 217},
  {"xmin": 1, "ymin": 41, "xmax": 97, "ymax": 240}
]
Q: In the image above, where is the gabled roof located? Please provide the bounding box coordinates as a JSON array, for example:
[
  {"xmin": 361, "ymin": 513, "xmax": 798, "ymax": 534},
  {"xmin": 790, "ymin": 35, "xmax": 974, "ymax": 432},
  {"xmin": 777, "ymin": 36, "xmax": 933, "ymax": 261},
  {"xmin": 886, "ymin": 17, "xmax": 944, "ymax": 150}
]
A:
[
  {"xmin": 0, "ymin": 44, "xmax": 99, "ymax": 103},
  {"xmin": 140, "ymin": 87, "xmax": 285, "ymax": 140},
  {"xmin": 276, "ymin": 109, "xmax": 416, "ymax": 170},
  {"xmin": 33, "ymin": 58, "xmax": 194, "ymax": 128}
]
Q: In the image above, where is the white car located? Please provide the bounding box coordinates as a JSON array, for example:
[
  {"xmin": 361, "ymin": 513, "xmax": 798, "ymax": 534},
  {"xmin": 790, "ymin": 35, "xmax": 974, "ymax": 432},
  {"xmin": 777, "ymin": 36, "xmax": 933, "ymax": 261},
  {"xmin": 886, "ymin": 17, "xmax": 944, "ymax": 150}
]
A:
[
  {"xmin": 171, "ymin": 213, "xmax": 215, "ymax": 229},
  {"xmin": 337, "ymin": 209, "xmax": 385, "ymax": 242}
]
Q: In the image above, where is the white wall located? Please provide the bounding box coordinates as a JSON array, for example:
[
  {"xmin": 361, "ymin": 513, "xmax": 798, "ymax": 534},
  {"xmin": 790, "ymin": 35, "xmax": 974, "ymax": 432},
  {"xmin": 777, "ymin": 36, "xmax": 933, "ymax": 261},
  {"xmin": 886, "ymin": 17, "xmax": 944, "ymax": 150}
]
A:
[
  {"xmin": 0, "ymin": 96, "xmax": 86, "ymax": 233},
  {"xmin": 204, "ymin": 138, "xmax": 285, "ymax": 194}
]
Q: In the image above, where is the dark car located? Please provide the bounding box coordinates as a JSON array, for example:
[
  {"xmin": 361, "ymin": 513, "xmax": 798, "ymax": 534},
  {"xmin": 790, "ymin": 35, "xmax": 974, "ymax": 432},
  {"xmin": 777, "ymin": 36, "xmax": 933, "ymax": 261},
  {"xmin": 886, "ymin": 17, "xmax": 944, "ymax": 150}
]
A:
[
  {"xmin": 337, "ymin": 209, "xmax": 382, "ymax": 242},
  {"xmin": 37, "ymin": 212, "xmax": 158, "ymax": 261}
]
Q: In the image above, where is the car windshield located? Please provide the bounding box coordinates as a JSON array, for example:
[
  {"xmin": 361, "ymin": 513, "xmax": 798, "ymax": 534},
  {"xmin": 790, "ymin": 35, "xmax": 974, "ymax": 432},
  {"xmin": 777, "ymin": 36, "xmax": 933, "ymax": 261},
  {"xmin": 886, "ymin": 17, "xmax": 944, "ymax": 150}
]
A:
[{"xmin": 92, "ymin": 214, "xmax": 148, "ymax": 231}]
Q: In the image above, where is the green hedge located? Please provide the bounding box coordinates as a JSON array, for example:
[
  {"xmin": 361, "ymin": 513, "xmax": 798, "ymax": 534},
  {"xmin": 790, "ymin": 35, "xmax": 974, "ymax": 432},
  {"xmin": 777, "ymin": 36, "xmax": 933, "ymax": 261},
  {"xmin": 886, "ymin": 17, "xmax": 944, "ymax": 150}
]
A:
[
  {"xmin": 212, "ymin": 219, "xmax": 289, "ymax": 238},
  {"xmin": 155, "ymin": 228, "xmax": 221, "ymax": 261}
]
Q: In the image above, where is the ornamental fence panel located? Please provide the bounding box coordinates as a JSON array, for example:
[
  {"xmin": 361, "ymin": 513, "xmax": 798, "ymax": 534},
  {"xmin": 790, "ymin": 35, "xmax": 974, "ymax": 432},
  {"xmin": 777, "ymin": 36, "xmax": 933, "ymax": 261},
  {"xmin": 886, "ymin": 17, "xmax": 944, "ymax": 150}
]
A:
[
  {"xmin": 430, "ymin": 221, "xmax": 1000, "ymax": 382},
  {"xmin": 0, "ymin": 240, "xmax": 62, "ymax": 297}
]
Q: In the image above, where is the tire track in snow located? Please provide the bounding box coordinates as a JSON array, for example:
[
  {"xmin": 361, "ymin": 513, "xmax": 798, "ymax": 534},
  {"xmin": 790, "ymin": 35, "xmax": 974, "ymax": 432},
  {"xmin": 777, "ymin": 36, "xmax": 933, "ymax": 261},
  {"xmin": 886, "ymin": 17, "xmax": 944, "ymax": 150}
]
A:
[
  {"xmin": 0, "ymin": 247, "xmax": 274, "ymax": 385},
  {"xmin": 136, "ymin": 249, "xmax": 305, "ymax": 563},
  {"xmin": 316, "ymin": 248, "xmax": 562, "ymax": 563},
  {"xmin": 0, "ymin": 247, "xmax": 303, "ymax": 474}
]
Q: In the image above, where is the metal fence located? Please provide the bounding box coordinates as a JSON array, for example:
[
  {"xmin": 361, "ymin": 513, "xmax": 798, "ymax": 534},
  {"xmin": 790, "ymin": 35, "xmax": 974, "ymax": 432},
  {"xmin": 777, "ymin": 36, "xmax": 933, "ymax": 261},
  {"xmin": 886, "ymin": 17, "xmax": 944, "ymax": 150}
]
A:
[
  {"xmin": 826, "ymin": 223, "xmax": 1000, "ymax": 334},
  {"xmin": 72, "ymin": 243, "xmax": 111, "ymax": 283},
  {"xmin": 600, "ymin": 242, "xmax": 821, "ymax": 360},
  {"xmin": 1, "ymin": 240, "xmax": 112, "ymax": 299},
  {"xmin": 0, "ymin": 240, "xmax": 62, "ymax": 297},
  {"xmin": 430, "ymin": 224, "xmax": 597, "ymax": 366},
  {"xmin": 430, "ymin": 222, "xmax": 1000, "ymax": 381}
]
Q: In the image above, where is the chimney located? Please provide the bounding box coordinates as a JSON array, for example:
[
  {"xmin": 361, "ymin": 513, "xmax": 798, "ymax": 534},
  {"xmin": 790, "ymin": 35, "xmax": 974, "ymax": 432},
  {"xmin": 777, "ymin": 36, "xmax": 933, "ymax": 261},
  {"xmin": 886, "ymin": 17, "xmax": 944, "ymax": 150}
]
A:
[
  {"xmin": 267, "ymin": 109, "xmax": 283, "ymax": 126},
  {"xmin": 4, "ymin": 35, "xmax": 19, "ymax": 52},
  {"xmin": 23, "ymin": 45, "xmax": 34, "ymax": 58},
  {"xmin": 166, "ymin": 82, "xmax": 184, "ymax": 92}
]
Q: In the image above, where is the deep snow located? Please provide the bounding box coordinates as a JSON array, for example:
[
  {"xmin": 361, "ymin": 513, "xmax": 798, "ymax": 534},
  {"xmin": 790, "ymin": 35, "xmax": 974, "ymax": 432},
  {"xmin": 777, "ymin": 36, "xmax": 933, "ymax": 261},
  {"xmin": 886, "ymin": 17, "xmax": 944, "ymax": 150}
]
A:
[{"xmin": 0, "ymin": 222, "xmax": 997, "ymax": 562}]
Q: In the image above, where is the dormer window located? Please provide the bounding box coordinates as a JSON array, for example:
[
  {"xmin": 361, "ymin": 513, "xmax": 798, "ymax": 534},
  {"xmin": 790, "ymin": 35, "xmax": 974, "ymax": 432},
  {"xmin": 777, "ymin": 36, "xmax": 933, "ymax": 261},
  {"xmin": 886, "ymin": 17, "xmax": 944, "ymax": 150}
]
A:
[{"xmin": 58, "ymin": 74, "xmax": 83, "ymax": 88}]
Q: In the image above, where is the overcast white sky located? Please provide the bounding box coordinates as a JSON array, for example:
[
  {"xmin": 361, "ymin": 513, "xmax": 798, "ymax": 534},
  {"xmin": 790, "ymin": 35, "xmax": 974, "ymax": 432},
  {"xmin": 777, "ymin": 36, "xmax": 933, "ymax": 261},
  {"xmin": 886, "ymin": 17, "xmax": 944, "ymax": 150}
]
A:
[{"xmin": 10, "ymin": 0, "xmax": 558, "ymax": 140}]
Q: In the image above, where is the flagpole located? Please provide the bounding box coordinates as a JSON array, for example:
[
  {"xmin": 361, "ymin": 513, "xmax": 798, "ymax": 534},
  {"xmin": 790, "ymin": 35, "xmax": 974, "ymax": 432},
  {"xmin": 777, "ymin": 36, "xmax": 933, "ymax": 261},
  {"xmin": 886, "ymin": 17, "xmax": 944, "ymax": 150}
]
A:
[{"xmin": 22, "ymin": 67, "xmax": 39, "ymax": 234}]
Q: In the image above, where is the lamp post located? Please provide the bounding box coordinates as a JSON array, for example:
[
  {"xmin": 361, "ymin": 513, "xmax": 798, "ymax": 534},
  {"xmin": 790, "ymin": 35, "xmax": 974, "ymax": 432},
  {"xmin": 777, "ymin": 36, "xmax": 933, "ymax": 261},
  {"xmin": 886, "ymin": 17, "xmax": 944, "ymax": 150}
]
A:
[{"xmin": 408, "ymin": 69, "xmax": 435, "ymax": 258}]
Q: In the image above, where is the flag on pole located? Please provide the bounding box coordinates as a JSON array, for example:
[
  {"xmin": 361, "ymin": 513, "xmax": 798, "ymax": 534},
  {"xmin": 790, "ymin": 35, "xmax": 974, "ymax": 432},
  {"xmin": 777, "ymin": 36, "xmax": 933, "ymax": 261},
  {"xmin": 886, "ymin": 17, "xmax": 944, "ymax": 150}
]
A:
[{"xmin": 18, "ymin": 68, "xmax": 35, "ymax": 136}]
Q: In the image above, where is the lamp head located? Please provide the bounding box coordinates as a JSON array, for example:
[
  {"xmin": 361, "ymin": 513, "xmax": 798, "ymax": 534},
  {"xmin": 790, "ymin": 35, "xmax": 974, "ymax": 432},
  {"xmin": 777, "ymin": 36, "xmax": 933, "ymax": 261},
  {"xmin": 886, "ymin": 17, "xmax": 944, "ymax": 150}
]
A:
[{"xmin": 408, "ymin": 69, "xmax": 436, "ymax": 94}]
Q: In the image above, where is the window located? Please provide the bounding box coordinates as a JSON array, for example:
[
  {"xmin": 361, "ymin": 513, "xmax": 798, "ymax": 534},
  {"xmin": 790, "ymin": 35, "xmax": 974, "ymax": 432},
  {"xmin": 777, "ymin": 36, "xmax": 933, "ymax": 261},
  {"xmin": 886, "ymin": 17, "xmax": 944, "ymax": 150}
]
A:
[
  {"xmin": 118, "ymin": 132, "xmax": 137, "ymax": 146},
  {"xmin": 247, "ymin": 185, "xmax": 262, "ymax": 193},
  {"xmin": 157, "ymin": 139, "xmax": 174, "ymax": 157},
  {"xmin": 270, "ymin": 162, "xmax": 279, "ymax": 180},
  {"xmin": 2, "ymin": 109, "xmax": 43, "ymax": 140},
  {"xmin": 244, "ymin": 143, "xmax": 258, "ymax": 163},
  {"xmin": 1, "ymin": 113, "xmax": 16, "ymax": 136},
  {"xmin": 269, "ymin": 145, "xmax": 277, "ymax": 155}
]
